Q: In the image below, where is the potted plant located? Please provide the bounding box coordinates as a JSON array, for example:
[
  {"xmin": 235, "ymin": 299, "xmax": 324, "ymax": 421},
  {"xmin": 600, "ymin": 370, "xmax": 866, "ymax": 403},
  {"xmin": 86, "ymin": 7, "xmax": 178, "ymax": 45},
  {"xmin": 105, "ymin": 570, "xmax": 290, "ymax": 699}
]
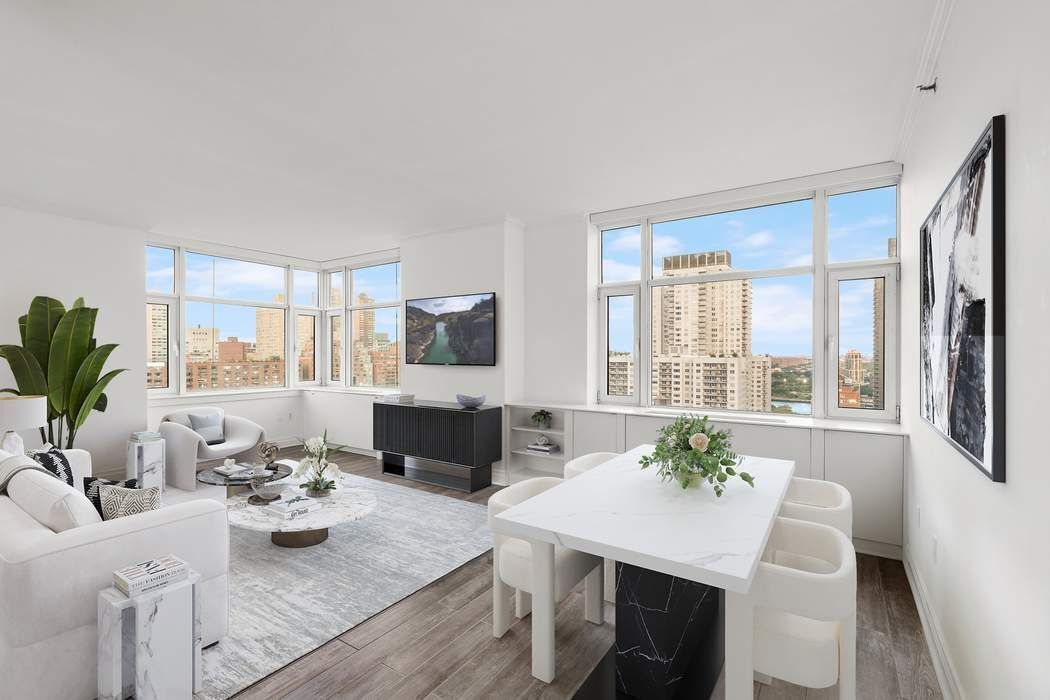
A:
[
  {"xmin": 0, "ymin": 296, "xmax": 126, "ymax": 448},
  {"xmin": 294, "ymin": 430, "xmax": 343, "ymax": 497},
  {"xmin": 531, "ymin": 409, "xmax": 553, "ymax": 429},
  {"xmin": 639, "ymin": 414, "xmax": 754, "ymax": 496}
]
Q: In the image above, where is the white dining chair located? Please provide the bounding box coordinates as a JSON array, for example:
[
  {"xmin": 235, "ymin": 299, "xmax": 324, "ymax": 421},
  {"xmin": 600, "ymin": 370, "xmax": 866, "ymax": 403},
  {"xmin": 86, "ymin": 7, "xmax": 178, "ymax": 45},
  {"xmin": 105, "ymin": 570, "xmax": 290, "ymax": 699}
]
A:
[
  {"xmin": 563, "ymin": 451, "xmax": 617, "ymax": 480},
  {"xmin": 749, "ymin": 516, "xmax": 857, "ymax": 699},
  {"xmin": 563, "ymin": 452, "xmax": 619, "ymax": 602},
  {"xmin": 487, "ymin": 477, "xmax": 604, "ymax": 637},
  {"xmin": 781, "ymin": 476, "xmax": 853, "ymax": 538}
]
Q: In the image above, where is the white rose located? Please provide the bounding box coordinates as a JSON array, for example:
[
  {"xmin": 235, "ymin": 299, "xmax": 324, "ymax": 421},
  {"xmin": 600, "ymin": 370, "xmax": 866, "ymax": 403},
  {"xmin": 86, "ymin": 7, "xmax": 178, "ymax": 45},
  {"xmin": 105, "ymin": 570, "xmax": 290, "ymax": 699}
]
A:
[
  {"xmin": 324, "ymin": 460, "xmax": 341, "ymax": 480},
  {"xmin": 688, "ymin": 432, "xmax": 710, "ymax": 452},
  {"xmin": 305, "ymin": 436, "xmax": 325, "ymax": 455},
  {"xmin": 294, "ymin": 456, "xmax": 318, "ymax": 477}
]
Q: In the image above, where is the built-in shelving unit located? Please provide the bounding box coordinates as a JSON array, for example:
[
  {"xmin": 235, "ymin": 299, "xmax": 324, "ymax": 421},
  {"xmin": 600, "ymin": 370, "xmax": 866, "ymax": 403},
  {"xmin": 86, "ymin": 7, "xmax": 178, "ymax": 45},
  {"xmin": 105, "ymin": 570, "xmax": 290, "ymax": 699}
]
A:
[{"xmin": 502, "ymin": 404, "xmax": 575, "ymax": 484}]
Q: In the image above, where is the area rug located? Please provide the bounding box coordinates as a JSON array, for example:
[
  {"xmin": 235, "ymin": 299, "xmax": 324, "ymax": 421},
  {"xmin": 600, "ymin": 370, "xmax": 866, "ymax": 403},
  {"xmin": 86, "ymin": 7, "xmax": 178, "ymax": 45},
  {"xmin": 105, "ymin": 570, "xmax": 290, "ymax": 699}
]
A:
[{"xmin": 197, "ymin": 473, "xmax": 492, "ymax": 699}]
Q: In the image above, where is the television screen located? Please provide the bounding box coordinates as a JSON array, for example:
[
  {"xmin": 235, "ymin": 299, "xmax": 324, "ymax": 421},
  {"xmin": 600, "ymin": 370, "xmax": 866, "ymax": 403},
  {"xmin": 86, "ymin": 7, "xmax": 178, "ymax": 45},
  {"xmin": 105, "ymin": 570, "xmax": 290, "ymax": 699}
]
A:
[{"xmin": 406, "ymin": 293, "xmax": 496, "ymax": 366}]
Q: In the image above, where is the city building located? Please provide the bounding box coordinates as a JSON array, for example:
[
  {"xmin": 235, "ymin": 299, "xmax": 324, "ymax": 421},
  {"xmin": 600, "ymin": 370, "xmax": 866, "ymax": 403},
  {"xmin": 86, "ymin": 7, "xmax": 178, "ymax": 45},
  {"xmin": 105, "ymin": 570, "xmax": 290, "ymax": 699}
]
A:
[
  {"xmin": 187, "ymin": 325, "xmax": 219, "ymax": 359},
  {"xmin": 649, "ymin": 250, "xmax": 772, "ymax": 411},
  {"xmin": 607, "ymin": 351, "xmax": 634, "ymax": 396}
]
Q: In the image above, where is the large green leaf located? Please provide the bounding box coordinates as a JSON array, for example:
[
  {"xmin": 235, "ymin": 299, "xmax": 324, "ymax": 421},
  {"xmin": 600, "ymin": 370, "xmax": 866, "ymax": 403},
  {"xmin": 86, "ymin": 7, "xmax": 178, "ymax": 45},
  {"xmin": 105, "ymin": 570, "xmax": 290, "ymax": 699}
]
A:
[
  {"xmin": 68, "ymin": 343, "xmax": 117, "ymax": 423},
  {"xmin": 46, "ymin": 307, "xmax": 97, "ymax": 413},
  {"xmin": 94, "ymin": 392, "xmax": 108, "ymax": 412},
  {"xmin": 71, "ymin": 369, "xmax": 124, "ymax": 431},
  {"xmin": 17, "ymin": 315, "xmax": 27, "ymax": 346},
  {"xmin": 24, "ymin": 296, "xmax": 66, "ymax": 378},
  {"xmin": 0, "ymin": 345, "xmax": 48, "ymax": 397}
]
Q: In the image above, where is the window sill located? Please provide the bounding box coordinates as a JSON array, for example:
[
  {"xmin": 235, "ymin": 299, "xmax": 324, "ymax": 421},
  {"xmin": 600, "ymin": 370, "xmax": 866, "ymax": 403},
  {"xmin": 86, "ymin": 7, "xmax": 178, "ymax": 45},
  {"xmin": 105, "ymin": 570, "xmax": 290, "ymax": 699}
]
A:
[
  {"xmin": 507, "ymin": 401, "xmax": 906, "ymax": 436},
  {"xmin": 147, "ymin": 385, "xmax": 400, "ymax": 406}
]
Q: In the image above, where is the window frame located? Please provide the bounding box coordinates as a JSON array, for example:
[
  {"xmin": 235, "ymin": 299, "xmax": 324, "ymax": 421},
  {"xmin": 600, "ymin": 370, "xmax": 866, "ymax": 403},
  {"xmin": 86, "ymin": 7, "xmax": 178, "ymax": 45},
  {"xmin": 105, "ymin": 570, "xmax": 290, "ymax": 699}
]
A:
[
  {"xmin": 145, "ymin": 244, "xmax": 180, "ymax": 396},
  {"xmin": 825, "ymin": 263, "xmax": 899, "ymax": 421},
  {"xmin": 294, "ymin": 311, "xmax": 321, "ymax": 386},
  {"xmin": 598, "ymin": 285, "xmax": 641, "ymax": 405},
  {"xmin": 594, "ymin": 167, "xmax": 900, "ymax": 422}
]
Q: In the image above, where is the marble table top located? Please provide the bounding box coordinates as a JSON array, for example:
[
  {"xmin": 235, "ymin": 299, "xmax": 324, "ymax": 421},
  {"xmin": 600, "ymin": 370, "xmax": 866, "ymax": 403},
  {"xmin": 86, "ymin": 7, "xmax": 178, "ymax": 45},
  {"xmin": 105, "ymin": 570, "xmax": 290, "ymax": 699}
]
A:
[
  {"xmin": 492, "ymin": 445, "xmax": 794, "ymax": 593},
  {"xmin": 226, "ymin": 474, "xmax": 377, "ymax": 533}
]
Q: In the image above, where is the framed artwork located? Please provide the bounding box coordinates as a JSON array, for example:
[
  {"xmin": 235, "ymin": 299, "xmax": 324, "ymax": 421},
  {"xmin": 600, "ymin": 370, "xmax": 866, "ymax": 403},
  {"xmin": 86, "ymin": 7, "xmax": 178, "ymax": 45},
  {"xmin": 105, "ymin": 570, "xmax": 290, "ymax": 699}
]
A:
[{"xmin": 919, "ymin": 115, "xmax": 1005, "ymax": 482}]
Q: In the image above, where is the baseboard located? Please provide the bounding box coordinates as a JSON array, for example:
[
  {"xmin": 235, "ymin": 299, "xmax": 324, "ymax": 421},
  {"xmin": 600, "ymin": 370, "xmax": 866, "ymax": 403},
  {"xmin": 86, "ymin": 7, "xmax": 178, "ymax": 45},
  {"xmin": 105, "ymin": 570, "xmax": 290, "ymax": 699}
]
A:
[
  {"xmin": 903, "ymin": 555, "xmax": 963, "ymax": 700},
  {"xmin": 853, "ymin": 537, "xmax": 902, "ymax": 560},
  {"xmin": 334, "ymin": 445, "xmax": 380, "ymax": 459},
  {"xmin": 272, "ymin": 437, "xmax": 301, "ymax": 449}
]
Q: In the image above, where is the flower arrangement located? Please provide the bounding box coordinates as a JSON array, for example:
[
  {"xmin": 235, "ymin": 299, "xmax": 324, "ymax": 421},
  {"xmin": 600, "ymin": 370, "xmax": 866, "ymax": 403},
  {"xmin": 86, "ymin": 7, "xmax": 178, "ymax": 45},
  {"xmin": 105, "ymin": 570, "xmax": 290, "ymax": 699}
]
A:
[
  {"xmin": 639, "ymin": 414, "xmax": 754, "ymax": 496},
  {"xmin": 294, "ymin": 430, "xmax": 342, "ymax": 496}
]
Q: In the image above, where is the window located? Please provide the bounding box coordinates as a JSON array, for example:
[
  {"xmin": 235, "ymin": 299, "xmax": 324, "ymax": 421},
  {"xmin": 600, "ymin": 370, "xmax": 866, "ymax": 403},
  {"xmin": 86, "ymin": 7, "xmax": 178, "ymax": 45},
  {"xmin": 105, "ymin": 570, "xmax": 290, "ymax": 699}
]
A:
[
  {"xmin": 348, "ymin": 263, "xmax": 400, "ymax": 388},
  {"xmin": 145, "ymin": 245, "xmax": 177, "ymax": 392},
  {"xmin": 293, "ymin": 270, "xmax": 319, "ymax": 307},
  {"xmin": 296, "ymin": 314, "xmax": 317, "ymax": 382},
  {"xmin": 184, "ymin": 301, "xmax": 286, "ymax": 392},
  {"xmin": 329, "ymin": 271, "xmax": 344, "ymax": 308},
  {"xmin": 329, "ymin": 314, "xmax": 343, "ymax": 382},
  {"xmin": 828, "ymin": 186, "xmax": 898, "ymax": 262},
  {"xmin": 184, "ymin": 252, "xmax": 286, "ymax": 303},
  {"xmin": 595, "ymin": 167, "xmax": 899, "ymax": 420}
]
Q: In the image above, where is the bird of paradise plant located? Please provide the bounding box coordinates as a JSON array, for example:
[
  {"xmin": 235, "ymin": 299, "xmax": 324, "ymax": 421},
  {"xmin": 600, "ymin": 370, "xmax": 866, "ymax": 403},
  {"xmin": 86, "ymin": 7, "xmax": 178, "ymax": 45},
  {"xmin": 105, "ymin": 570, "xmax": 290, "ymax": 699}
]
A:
[{"xmin": 0, "ymin": 296, "xmax": 127, "ymax": 448}]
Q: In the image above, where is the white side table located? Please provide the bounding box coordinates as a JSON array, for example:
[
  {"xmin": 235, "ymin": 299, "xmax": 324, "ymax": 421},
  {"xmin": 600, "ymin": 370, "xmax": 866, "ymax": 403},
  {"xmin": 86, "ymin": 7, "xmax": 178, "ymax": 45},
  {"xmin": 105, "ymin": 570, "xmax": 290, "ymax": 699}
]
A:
[
  {"xmin": 97, "ymin": 571, "xmax": 201, "ymax": 700},
  {"xmin": 127, "ymin": 438, "xmax": 166, "ymax": 493}
]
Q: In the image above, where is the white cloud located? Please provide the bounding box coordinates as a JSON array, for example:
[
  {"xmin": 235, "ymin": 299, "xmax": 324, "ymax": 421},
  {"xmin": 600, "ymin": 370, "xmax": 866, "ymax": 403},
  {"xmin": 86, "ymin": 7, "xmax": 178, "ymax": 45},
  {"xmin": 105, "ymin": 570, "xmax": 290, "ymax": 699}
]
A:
[
  {"xmin": 751, "ymin": 282, "xmax": 811, "ymax": 336},
  {"xmin": 740, "ymin": 230, "xmax": 775, "ymax": 249},
  {"xmin": 601, "ymin": 259, "xmax": 640, "ymax": 282},
  {"xmin": 652, "ymin": 234, "xmax": 682, "ymax": 258},
  {"xmin": 829, "ymin": 215, "xmax": 892, "ymax": 240}
]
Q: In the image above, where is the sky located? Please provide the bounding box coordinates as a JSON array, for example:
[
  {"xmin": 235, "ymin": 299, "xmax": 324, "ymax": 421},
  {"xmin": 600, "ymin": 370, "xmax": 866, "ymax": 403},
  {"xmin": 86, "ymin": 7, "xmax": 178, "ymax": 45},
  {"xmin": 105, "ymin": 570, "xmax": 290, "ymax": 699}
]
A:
[
  {"xmin": 602, "ymin": 186, "xmax": 895, "ymax": 358},
  {"xmin": 408, "ymin": 293, "xmax": 493, "ymax": 315}
]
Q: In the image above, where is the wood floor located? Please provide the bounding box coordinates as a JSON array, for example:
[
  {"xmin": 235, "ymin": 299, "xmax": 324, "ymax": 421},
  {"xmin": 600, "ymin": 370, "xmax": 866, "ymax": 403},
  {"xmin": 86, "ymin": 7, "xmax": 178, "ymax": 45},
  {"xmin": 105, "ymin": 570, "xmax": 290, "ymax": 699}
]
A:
[{"xmin": 232, "ymin": 448, "xmax": 941, "ymax": 700}]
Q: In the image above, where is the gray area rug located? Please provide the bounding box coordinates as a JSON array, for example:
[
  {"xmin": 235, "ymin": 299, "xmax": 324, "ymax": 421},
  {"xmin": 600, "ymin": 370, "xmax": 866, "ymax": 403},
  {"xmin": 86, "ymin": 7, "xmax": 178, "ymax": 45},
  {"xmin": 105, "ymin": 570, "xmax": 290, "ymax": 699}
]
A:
[{"xmin": 198, "ymin": 474, "xmax": 492, "ymax": 699}]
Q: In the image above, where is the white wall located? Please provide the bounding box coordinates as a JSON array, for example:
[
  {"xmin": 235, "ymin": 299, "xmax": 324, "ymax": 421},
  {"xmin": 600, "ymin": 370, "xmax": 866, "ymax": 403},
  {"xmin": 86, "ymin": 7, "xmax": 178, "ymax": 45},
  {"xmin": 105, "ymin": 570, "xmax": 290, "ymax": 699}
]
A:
[
  {"xmin": 899, "ymin": 1, "xmax": 1050, "ymax": 695},
  {"xmin": 400, "ymin": 219, "xmax": 520, "ymax": 404},
  {"xmin": 147, "ymin": 391, "xmax": 303, "ymax": 448},
  {"xmin": 522, "ymin": 215, "xmax": 593, "ymax": 403},
  {"xmin": 0, "ymin": 206, "xmax": 146, "ymax": 473}
]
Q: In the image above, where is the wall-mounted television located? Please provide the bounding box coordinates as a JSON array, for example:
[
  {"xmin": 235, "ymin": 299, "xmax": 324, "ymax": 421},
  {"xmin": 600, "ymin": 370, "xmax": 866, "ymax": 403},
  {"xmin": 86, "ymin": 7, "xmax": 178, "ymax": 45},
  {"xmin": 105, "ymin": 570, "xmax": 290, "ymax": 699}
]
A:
[{"xmin": 406, "ymin": 292, "xmax": 496, "ymax": 366}]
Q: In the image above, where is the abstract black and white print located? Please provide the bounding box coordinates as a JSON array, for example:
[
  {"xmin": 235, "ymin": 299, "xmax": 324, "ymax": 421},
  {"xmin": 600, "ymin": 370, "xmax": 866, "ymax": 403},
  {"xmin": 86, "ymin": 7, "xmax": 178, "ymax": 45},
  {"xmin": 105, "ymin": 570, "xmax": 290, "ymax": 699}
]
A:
[{"xmin": 919, "ymin": 116, "xmax": 1005, "ymax": 481}]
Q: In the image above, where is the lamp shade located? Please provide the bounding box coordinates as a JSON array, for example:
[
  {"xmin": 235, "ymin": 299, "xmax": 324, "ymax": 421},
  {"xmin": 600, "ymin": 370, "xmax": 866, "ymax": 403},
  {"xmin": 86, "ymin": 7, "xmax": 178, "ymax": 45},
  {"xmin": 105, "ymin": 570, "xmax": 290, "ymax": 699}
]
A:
[{"xmin": 0, "ymin": 395, "xmax": 48, "ymax": 430}]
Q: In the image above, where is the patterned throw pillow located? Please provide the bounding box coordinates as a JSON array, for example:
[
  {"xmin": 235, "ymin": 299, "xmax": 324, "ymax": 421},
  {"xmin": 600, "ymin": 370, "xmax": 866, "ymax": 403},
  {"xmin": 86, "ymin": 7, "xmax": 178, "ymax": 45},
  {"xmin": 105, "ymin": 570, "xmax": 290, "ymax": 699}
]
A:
[
  {"xmin": 83, "ymin": 477, "xmax": 138, "ymax": 517},
  {"xmin": 188, "ymin": 412, "xmax": 225, "ymax": 445},
  {"xmin": 29, "ymin": 445, "xmax": 74, "ymax": 487},
  {"xmin": 98, "ymin": 485, "xmax": 160, "ymax": 520}
]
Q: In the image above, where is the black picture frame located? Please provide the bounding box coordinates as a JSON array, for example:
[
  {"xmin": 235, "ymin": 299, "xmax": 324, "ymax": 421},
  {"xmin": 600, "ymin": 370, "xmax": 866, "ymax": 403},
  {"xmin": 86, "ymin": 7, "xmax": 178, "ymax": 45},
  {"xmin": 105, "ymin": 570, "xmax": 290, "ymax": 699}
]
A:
[
  {"xmin": 405, "ymin": 292, "xmax": 497, "ymax": 366},
  {"xmin": 919, "ymin": 115, "xmax": 1005, "ymax": 482}
]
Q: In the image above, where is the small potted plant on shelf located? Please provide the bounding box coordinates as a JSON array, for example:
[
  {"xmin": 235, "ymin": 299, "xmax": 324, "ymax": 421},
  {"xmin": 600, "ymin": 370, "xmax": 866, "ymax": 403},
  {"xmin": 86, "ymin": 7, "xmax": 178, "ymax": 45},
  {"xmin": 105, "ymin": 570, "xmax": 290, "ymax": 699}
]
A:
[
  {"xmin": 294, "ymin": 430, "xmax": 343, "ymax": 497},
  {"xmin": 639, "ymin": 414, "xmax": 754, "ymax": 496},
  {"xmin": 531, "ymin": 409, "xmax": 553, "ymax": 429}
]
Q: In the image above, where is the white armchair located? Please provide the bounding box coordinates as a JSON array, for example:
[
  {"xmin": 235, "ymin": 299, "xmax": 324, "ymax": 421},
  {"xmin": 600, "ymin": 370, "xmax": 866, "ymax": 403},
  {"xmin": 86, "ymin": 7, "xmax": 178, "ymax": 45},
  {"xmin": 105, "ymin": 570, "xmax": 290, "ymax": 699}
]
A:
[
  {"xmin": 0, "ymin": 449, "xmax": 229, "ymax": 700},
  {"xmin": 159, "ymin": 407, "xmax": 266, "ymax": 490}
]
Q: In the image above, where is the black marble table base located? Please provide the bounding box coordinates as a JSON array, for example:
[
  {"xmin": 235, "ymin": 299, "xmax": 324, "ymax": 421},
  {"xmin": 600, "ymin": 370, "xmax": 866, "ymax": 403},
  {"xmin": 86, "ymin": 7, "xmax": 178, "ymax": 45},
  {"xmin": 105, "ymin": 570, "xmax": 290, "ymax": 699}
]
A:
[{"xmin": 575, "ymin": 562, "xmax": 724, "ymax": 700}]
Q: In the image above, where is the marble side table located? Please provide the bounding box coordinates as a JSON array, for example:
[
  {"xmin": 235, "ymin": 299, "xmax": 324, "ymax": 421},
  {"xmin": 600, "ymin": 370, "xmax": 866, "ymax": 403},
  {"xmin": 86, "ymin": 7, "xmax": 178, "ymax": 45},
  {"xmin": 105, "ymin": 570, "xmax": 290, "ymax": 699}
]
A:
[{"xmin": 97, "ymin": 571, "xmax": 202, "ymax": 700}]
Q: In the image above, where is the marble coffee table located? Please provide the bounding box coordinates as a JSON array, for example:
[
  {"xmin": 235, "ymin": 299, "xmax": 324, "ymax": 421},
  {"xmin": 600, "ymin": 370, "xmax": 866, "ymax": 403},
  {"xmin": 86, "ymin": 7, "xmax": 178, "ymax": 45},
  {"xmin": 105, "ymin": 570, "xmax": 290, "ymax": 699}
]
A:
[{"xmin": 226, "ymin": 473, "xmax": 377, "ymax": 547}]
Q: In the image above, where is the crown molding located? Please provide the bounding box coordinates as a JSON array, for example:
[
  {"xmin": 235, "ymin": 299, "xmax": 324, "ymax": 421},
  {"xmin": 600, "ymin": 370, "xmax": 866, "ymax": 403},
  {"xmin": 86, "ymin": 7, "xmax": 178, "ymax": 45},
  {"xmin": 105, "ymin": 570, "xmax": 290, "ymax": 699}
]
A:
[{"xmin": 895, "ymin": 0, "xmax": 957, "ymax": 161}]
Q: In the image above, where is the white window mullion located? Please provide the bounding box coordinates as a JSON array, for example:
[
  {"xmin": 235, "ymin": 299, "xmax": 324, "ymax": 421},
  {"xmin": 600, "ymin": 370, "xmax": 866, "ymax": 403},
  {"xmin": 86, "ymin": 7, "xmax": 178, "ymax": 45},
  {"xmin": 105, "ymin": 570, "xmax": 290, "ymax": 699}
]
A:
[{"xmin": 812, "ymin": 188, "xmax": 828, "ymax": 419}]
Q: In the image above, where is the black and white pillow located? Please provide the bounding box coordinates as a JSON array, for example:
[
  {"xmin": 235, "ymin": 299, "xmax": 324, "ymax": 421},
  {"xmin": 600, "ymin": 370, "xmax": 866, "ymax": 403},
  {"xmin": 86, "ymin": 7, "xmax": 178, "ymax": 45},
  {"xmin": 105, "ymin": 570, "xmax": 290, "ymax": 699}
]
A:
[
  {"xmin": 29, "ymin": 446, "xmax": 74, "ymax": 487},
  {"xmin": 98, "ymin": 485, "xmax": 160, "ymax": 520},
  {"xmin": 83, "ymin": 477, "xmax": 138, "ymax": 517}
]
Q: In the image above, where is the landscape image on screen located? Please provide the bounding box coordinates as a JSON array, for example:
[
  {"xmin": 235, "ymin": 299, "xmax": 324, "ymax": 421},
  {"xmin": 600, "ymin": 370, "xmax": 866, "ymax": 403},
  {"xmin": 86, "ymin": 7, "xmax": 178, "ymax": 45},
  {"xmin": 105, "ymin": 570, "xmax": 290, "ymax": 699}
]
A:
[{"xmin": 406, "ymin": 293, "xmax": 495, "ymax": 365}]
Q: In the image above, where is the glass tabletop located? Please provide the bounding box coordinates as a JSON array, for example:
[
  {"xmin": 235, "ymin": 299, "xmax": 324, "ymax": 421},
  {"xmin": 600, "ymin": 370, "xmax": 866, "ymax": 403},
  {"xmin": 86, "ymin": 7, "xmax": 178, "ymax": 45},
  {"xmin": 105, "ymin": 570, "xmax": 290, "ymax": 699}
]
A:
[{"xmin": 197, "ymin": 463, "xmax": 293, "ymax": 486}]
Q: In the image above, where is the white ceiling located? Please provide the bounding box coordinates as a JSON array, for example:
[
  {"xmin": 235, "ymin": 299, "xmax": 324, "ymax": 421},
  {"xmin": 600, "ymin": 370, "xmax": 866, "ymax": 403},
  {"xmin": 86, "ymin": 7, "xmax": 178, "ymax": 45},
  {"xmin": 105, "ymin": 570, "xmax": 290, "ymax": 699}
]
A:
[{"xmin": 0, "ymin": 1, "xmax": 934, "ymax": 260}]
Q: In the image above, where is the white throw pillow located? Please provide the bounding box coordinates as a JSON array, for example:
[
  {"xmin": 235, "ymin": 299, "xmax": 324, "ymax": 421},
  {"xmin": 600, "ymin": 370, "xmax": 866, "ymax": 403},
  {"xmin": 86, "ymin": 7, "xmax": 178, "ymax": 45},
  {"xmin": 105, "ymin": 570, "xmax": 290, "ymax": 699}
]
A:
[{"xmin": 6, "ymin": 469, "xmax": 102, "ymax": 532}]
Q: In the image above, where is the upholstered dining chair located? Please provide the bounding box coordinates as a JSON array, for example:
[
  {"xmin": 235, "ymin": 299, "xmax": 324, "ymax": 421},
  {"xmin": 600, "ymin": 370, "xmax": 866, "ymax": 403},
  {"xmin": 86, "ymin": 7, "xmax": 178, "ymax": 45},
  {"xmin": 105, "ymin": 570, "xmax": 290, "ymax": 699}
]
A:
[
  {"xmin": 488, "ymin": 477, "xmax": 604, "ymax": 637},
  {"xmin": 158, "ymin": 407, "xmax": 265, "ymax": 490},
  {"xmin": 750, "ymin": 516, "xmax": 858, "ymax": 699},
  {"xmin": 780, "ymin": 477, "xmax": 854, "ymax": 538},
  {"xmin": 563, "ymin": 451, "xmax": 617, "ymax": 480}
]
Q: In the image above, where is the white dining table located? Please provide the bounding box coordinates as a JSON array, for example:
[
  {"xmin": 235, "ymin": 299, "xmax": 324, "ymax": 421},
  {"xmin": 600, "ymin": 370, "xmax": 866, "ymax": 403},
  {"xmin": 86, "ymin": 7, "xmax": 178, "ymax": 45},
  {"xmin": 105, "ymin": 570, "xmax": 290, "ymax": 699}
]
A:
[{"xmin": 491, "ymin": 444, "xmax": 794, "ymax": 699}]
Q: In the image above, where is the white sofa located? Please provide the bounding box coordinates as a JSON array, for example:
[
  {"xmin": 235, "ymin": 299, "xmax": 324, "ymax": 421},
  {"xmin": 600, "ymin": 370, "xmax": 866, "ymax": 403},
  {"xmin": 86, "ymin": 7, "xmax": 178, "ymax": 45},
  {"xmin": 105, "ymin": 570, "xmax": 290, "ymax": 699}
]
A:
[
  {"xmin": 0, "ymin": 449, "xmax": 229, "ymax": 700},
  {"xmin": 159, "ymin": 406, "xmax": 266, "ymax": 490}
]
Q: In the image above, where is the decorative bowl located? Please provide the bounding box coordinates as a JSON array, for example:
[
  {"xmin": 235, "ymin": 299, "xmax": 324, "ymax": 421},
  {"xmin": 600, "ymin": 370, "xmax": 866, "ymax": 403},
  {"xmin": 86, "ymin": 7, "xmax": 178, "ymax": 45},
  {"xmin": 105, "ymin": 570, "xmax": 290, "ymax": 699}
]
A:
[{"xmin": 456, "ymin": 394, "xmax": 485, "ymax": 409}]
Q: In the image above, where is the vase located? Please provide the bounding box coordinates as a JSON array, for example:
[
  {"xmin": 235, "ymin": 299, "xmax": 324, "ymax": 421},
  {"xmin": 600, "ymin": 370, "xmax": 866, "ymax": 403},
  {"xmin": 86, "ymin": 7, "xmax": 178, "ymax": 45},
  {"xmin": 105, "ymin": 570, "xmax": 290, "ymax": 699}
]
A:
[{"xmin": 306, "ymin": 488, "xmax": 332, "ymax": 498}]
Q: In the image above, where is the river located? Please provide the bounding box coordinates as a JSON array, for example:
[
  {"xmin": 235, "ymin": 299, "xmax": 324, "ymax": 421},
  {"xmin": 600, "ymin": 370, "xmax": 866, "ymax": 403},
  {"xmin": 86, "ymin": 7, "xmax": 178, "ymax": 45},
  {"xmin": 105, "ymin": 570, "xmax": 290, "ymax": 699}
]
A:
[
  {"xmin": 771, "ymin": 399, "xmax": 812, "ymax": 415},
  {"xmin": 421, "ymin": 321, "xmax": 459, "ymax": 364}
]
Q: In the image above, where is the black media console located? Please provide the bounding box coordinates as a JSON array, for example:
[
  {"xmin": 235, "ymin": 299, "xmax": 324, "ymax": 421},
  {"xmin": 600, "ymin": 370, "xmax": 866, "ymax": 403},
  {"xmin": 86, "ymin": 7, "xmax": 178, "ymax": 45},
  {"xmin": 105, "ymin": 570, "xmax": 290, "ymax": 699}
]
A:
[{"xmin": 372, "ymin": 400, "xmax": 502, "ymax": 492}]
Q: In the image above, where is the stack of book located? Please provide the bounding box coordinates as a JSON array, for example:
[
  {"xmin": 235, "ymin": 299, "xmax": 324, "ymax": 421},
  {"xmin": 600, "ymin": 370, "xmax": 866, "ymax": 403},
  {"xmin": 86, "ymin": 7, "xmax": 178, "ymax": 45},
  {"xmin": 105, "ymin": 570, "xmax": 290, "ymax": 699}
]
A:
[
  {"xmin": 382, "ymin": 393, "xmax": 415, "ymax": 404},
  {"xmin": 114, "ymin": 555, "xmax": 188, "ymax": 598},
  {"xmin": 213, "ymin": 463, "xmax": 252, "ymax": 477},
  {"xmin": 526, "ymin": 441, "xmax": 560, "ymax": 456},
  {"xmin": 266, "ymin": 495, "xmax": 322, "ymax": 520},
  {"xmin": 129, "ymin": 430, "xmax": 163, "ymax": 442}
]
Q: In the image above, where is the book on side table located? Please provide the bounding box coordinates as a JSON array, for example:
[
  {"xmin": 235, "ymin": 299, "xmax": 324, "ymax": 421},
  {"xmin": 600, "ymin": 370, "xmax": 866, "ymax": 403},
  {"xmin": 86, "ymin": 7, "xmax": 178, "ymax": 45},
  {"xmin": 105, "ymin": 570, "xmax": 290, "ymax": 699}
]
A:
[{"xmin": 113, "ymin": 554, "xmax": 188, "ymax": 598}]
